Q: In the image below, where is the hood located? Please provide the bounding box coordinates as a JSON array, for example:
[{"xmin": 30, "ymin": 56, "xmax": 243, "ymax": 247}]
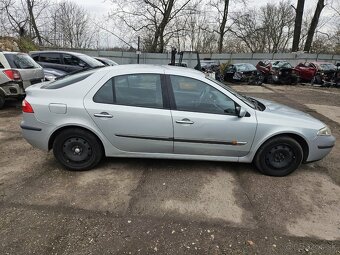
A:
[
  {"xmin": 255, "ymin": 98, "xmax": 325, "ymax": 129},
  {"xmin": 258, "ymin": 98, "xmax": 311, "ymax": 117}
]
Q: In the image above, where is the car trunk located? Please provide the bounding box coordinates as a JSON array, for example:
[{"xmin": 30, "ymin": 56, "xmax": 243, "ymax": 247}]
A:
[{"xmin": 17, "ymin": 68, "xmax": 44, "ymax": 89}]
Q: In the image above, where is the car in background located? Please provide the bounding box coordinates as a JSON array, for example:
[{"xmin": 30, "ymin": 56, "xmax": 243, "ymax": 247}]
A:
[
  {"xmin": 94, "ymin": 57, "xmax": 118, "ymax": 66},
  {"xmin": 43, "ymin": 68, "xmax": 67, "ymax": 81},
  {"xmin": 30, "ymin": 51, "xmax": 104, "ymax": 74},
  {"xmin": 224, "ymin": 63, "xmax": 263, "ymax": 85},
  {"xmin": 201, "ymin": 59, "xmax": 220, "ymax": 71},
  {"xmin": 21, "ymin": 65, "xmax": 335, "ymax": 177},
  {"xmin": 256, "ymin": 60, "xmax": 299, "ymax": 84},
  {"xmin": 295, "ymin": 62, "xmax": 337, "ymax": 85},
  {"xmin": 0, "ymin": 51, "xmax": 44, "ymax": 109}
]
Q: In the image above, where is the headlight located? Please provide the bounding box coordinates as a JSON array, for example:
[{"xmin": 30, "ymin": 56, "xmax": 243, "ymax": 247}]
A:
[{"xmin": 317, "ymin": 126, "xmax": 332, "ymax": 136}]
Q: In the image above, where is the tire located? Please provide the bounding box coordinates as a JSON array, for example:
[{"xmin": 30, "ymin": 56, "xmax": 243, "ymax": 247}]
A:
[
  {"xmin": 0, "ymin": 93, "xmax": 5, "ymax": 109},
  {"xmin": 53, "ymin": 128, "xmax": 103, "ymax": 171},
  {"xmin": 254, "ymin": 136, "xmax": 303, "ymax": 177}
]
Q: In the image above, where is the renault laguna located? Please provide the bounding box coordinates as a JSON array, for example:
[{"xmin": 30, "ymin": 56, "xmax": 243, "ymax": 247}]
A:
[{"xmin": 21, "ymin": 65, "xmax": 335, "ymax": 176}]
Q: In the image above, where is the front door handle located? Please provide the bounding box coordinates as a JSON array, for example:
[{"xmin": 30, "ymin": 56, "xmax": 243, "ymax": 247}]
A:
[
  {"xmin": 176, "ymin": 118, "xmax": 194, "ymax": 125},
  {"xmin": 94, "ymin": 112, "xmax": 113, "ymax": 118}
]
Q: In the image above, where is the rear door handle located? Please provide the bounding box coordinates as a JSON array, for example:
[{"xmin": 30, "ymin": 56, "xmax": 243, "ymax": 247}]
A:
[
  {"xmin": 176, "ymin": 118, "xmax": 194, "ymax": 125},
  {"xmin": 94, "ymin": 112, "xmax": 113, "ymax": 118}
]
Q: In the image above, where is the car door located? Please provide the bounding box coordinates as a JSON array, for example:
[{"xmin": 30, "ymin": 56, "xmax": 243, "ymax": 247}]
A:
[
  {"xmin": 168, "ymin": 75, "xmax": 257, "ymax": 157},
  {"xmin": 84, "ymin": 73, "xmax": 173, "ymax": 153}
]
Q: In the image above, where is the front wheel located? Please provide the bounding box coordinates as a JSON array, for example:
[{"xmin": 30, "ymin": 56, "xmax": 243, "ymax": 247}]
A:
[
  {"xmin": 53, "ymin": 128, "xmax": 103, "ymax": 170},
  {"xmin": 254, "ymin": 136, "xmax": 303, "ymax": 177}
]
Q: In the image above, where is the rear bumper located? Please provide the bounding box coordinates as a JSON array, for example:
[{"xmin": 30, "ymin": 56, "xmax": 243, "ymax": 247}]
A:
[
  {"xmin": 21, "ymin": 113, "xmax": 55, "ymax": 151},
  {"xmin": 0, "ymin": 83, "xmax": 25, "ymax": 97},
  {"xmin": 306, "ymin": 135, "xmax": 336, "ymax": 162}
]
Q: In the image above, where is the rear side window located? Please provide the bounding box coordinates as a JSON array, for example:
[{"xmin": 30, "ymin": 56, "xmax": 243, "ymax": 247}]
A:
[
  {"xmin": 94, "ymin": 74, "xmax": 163, "ymax": 109},
  {"xmin": 40, "ymin": 53, "xmax": 61, "ymax": 64},
  {"xmin": 4, "ymin": 53, "xmax": 40, "ymax": 69},
  {"xmin": 42, "ymin": 70, "xmax": 95, "ymax": 89},
  {"xmin": 0, "ymin": 60, "xmax": 4, "ymax": 69}
]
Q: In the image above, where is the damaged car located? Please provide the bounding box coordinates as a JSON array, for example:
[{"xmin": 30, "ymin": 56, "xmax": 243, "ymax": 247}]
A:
[
  {"xmin": 256, "ymin": 60, "xmax": 299, "ymax": 85},
  {"xmin": 0, "ymin": 51, "xmax": 44, "ymax": 109},
  {"xmin": 295, "ymin": 61, "xmax": 338, "ymax": 86},
  {"xmin": 224, "ymin": 63, "xmax": 263, "ymax": 85}
]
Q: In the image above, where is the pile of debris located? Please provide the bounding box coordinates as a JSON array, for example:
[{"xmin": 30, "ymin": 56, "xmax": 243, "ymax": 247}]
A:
[{"xmin": 0, "ymin": 37, "xmax": 20, "ymax": 52}]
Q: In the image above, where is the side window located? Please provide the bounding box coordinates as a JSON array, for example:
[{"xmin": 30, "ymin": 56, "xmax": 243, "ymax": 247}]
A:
[
  {"xmin": 0, "ymin": 60, "xmax": 4, "ymax": 69},
  {"xmin": 93, "ymin": 79, "xmax": 114, "ymax": 104},
  {"xmin": 40, "ymin": 53, "xmax": 61, "ymax": 64},
  {"xmin": 31, "ymin": 54, "xmax": 39, "ymax": 61},
  {"xmin": 170, "ymin": 75, "xmax": 236, "ymax": 115},
  {"xmin": 94, "ymin": 74, "xmax": 163, "ymax": 109},
  {"xmin": 63, "ymin": 54, "xmax": 86, "ymax": 67}
]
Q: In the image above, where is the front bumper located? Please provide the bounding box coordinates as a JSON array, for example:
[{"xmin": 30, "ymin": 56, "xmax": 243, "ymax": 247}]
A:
[{"xmin": 306, "ymin": 135, "xmax": 336, "ymax": 162}]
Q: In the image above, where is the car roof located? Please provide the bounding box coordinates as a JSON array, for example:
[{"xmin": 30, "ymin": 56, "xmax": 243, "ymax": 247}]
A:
[
  {"xmin": 98, "ymin": 64, "xmax": 204, "ymax": 78},
  {"xmin": 29, "ymin": 50, "xmax": 87, "ymax": 56}
]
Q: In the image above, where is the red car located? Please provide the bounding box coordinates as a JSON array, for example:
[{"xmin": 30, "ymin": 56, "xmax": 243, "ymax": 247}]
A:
[{"xmin": 295, "ymin": 62, "xmax": 337, "ymax": 84}]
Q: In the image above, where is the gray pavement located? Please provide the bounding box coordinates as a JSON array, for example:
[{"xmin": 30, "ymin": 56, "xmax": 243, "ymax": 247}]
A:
[{"xmin": 0, "ymin": 85, "xmax": 340, "ymax": 254}]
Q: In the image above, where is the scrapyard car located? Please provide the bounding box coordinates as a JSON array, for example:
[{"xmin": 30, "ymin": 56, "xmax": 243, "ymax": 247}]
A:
[
  {"xmin": 224, "ymin": 63, "xmax": 263, "ymax": 85},
  {"xmin": 0, "ymin": 51, "xmax": 44, "ymax": 109},
  {"xmin": 256, "ymin": 60, "xmax": 299, "ymax": 84},
  {"xmin": 295, "ymin": 62, "xmax": 337, "ymax": 86},
  {"xmin": 21, "ymin": 65, "xmax": 335, "ymax": 177}
]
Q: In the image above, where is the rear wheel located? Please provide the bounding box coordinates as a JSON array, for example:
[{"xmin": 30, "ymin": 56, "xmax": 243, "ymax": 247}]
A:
[
  {"xmin": 53, "ymin": 128, "xmax": 103, "ymax": 170},
  {"xmin": 254, "ymin": 136, "xmax": 303, "ymax": 177}
]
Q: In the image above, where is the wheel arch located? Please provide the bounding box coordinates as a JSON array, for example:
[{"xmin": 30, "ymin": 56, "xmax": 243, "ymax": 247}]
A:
[
  {"xmin": 254, "ymin": 133, "xmax": 309, "ymax": 163},
  {"xmin": 48, "ymin": 125, "xmax": 105, "ymax": 154}
]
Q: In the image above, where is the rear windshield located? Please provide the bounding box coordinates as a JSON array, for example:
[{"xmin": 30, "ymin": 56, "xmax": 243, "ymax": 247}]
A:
[
  {"xmin": 4, "ymin": 53, "xmax": 40, "ymax": 69},
  {"xmin": 42, "ymin": 70, "xmax": 96, "ymax": 89}
]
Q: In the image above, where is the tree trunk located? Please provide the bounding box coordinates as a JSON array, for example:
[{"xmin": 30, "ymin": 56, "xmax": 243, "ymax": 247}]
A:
[
  {"xmin": 292, "ymin": 0, "xmax": 305, "ymax": 52},
  {"xmin": 303, "ymin": 0, "xmax": 325, "ymax": 52},
  {"xmin": 26, "ymin": 0, "xmax": 43, "ymax": 45},
  {"xmin": 218, "ymin": 0, "xmax": 230, "ymax": 54}
]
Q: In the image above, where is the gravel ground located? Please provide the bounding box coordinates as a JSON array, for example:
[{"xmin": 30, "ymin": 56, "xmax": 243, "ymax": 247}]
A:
[{"xmin": 0, "ymin": 85, "xmax": 340, "ymax": 254}]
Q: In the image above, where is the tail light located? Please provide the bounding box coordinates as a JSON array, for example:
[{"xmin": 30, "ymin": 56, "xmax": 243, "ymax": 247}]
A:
[
  {"xmin": 22, "ymin": 99, "xmax": 34, "ymax": 113},
  {"xmin": 3, "ymin": 69, "xmax": 21, "ymax": 81}
]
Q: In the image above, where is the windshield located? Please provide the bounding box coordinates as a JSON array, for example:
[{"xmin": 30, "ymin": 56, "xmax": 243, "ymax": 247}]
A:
[
  {"xmin": 4, "ymin": 53, "xmax": 40, "ymax": 69},
  {"xmin": 235, "ymin": 63, "xmax": 256, "ymax": 71},
  {"xmin": 319, "ymin": 64, "xmax": 336, "ymax": 71},
  {"xmin": 271, "ymin": 61, "xmax": 292, "ymax": 68},
  {"xmin": 206, "ymin": 77, "xmax": 255, "ymax": 109},
  {"xmin": 78, "ymin": 55, "xmax": 105, "ymax": 67}
]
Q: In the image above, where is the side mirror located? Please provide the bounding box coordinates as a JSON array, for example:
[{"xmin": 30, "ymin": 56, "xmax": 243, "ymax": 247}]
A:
[{"xmin": 236, "ymin": 106, "xmax": 247, "ymax": 118}]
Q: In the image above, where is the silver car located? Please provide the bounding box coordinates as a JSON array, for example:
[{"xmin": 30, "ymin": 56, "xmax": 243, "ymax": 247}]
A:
[
  {"xmin": 0, "ymin": 51, "xmax": 44, "ymax": 108},
  {"xmin": 21, "ymin": 65, "xmax": 335, "ymax": 176}
]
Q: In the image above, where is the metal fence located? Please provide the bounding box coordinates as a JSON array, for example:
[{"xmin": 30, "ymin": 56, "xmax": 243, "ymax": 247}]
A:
[{"xmin": 43, "ymin": 47, "xmax": 340, "ymax": 68}]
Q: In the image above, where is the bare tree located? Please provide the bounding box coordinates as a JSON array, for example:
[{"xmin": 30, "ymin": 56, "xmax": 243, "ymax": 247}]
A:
[
  {"xmin": 292, "ymin": 0, "xmax": 305, "ymax": 52},
  {"xmin": 303, "ymin": 0, "xmax": 325, "ymax": 52},
  {"xmin": 109, "ymin": 0, "xmax": 195, "ymax": 52},
  {"xmin": 0, "ymin": 0, "xmax": 47, "ymax": 44},
  {"xmin": 230, "ymin": 0, "xmax": 294, "ymax": 53},
  {"xmin": 48, "ymin": 1, "xmax": 95, "ymax": 48}
]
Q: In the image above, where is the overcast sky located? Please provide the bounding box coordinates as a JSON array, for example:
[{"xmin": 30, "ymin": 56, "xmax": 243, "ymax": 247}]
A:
[{"xmin": 73, "ymin": 0, "xmax": 323, "ymax": 16}]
